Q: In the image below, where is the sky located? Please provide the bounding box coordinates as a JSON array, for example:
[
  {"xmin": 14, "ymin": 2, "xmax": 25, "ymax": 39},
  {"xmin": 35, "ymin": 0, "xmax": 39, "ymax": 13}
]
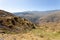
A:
[{"xmin": 0, "ymin": 0, "xmax": 60, "ymax": 12}]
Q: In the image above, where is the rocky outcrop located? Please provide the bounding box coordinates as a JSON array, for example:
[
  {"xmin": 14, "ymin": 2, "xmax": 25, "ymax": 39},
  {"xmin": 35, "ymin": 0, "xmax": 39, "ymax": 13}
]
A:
[{"xmin": 0, "ymin": 10, "xmax": 36, "ymax": 33}]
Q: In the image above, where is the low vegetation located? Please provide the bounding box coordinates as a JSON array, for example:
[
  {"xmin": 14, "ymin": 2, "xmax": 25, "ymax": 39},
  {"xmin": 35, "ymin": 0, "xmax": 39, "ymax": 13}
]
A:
[
  {"xmin": 0, "ymin": 10, "xmax": 36, "ymax": 34},
  {"xmin": 0, "ymin": 10, "xmax": 60, "ymax": 40}
]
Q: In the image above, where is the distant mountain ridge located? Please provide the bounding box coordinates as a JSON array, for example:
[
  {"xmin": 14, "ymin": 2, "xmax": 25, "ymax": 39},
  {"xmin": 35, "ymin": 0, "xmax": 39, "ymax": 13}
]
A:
[
  {"xmin": 14, "ymin": 10, "xmax": 60, "ymax": 24},
  {"xmin": 38, "ymin": 11, "xmax": 60, "ymax": 24}
]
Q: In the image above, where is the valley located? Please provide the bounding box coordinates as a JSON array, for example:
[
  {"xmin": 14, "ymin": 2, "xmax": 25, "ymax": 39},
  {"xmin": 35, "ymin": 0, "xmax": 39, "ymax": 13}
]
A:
[{"xmin": 0, "ymin": 10, "xmax": 60, "ymax": 40}]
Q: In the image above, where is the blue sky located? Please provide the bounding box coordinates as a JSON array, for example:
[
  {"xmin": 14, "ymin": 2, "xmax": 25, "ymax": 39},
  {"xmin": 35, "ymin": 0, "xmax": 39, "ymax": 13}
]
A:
[{"xmin": 0, "ymin": 0, "xmax": 60, "ymax": 12}]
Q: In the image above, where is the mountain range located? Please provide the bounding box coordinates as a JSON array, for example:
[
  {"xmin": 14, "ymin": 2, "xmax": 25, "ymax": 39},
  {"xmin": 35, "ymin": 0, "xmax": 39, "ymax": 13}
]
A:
[{"xmin": 14, "ymin": 10, "xmax": 60, "ymax": 24}]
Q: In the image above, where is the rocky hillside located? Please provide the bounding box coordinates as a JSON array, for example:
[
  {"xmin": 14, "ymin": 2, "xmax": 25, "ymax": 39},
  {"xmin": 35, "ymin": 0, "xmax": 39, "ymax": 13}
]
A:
[
  {"xmin": 0, "ymin": 10, "xmax": 15, "ymax": 17},
  {"xmin": 0, "ymin": 10, "xmax": 36, "ymax": 33}
]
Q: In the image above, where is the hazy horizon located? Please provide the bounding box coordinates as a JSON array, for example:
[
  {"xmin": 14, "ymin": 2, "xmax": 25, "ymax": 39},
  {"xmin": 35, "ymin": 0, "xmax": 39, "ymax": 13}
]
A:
[{"xmin": 0, "ymin": 0, "xmax": 60, "ymax": 12}]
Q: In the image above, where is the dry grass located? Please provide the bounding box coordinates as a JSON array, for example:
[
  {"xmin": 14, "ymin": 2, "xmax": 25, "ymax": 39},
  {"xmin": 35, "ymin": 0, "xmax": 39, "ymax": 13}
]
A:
[{"xmin": 0, "ymin": 28, "xmax": 60, "ymax": 40}]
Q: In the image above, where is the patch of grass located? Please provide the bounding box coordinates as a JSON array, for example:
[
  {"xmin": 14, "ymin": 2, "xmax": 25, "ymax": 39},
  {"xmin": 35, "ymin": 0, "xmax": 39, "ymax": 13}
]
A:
[{"xmin": 30, "ymin": 28, "xmax": 60, "ymax": 39}]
